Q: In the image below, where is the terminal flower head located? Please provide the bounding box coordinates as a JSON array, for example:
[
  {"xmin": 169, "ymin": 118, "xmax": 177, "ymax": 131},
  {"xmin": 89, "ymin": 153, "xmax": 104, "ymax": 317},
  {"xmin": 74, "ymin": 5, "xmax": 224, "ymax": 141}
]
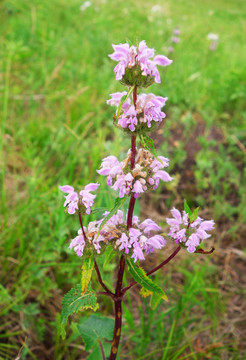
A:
[{"xmin": 109, "ymin": 41, "xmax": 172, "ymax": 85}]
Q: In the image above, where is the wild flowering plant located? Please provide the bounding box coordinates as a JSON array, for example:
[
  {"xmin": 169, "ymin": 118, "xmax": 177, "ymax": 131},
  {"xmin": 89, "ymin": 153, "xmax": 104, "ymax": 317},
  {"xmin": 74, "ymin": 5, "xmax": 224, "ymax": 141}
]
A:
[{"xmin": 59, "ymin": 40, "xmax": 215, "ymax": 359}]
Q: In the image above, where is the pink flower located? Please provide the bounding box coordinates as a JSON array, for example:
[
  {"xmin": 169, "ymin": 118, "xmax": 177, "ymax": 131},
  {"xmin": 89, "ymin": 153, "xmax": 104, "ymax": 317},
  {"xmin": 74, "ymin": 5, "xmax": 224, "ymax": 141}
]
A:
[
  {"xmin": 107, "ymin": 92, "xmax": 168, "ymax": 133},
  {"xmin": 171, "ymin": 36, "xmax": 180, "ymax": 44},
  {"xmin": 109, "ymin": 41, "xmax": 172, "ymax": 83},
  {"xmin": 68, "ymin": 210, "xmax": 166, "ymax": 261},
  {"xmin": 173, "ymin": 28, "xmax": 180, "ymax": 36},
  {"xmin": 166, "ymin": 208, "xmax": 215, "ymax": 253},
  {"xmin": 97, "ymin": 148, "xmax": 172, "ymax": 198},
  {"xmin": 59, "ymin": 183, "xmax": 99, "ymax": 215}
]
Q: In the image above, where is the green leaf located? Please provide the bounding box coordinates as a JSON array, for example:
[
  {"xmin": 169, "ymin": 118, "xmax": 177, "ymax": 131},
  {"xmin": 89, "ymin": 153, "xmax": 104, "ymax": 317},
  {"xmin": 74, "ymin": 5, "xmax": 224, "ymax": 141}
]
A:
[
  {"xmin": 60, "ymin": 284, "xmax": 98, "ymax": 339},
  {"xmin": 140, "ymin": 134, "xmax": 157, "ymax": 157},
  {"xmin": 96, "ymin": 197, "xmax": 127, "ymax": 240},
  {"xmin": 184, "ymin": 199, "xmax": 192, "ymax": 216},
  {"xmin": 126, "ymin": 258, "xmax": 168, "ymax": 301},
  {"xmin": 139, "ymin": 287, "xmax": 152, "ymax": 298},
  {"xmin": 78, "ymin": 314, "xmax": 114, "ymax": 351},
  {"xmin": 90, "ymin": 207, "xmax": 107, "ymax": 215},
  {"xmin": 190, "ymin": 207, "xmax": 200, "ymax": 223},
  {"xmin": 116, "ymin": 86, "xmax": 134, "ymax": 118},
  {"xmin": 87, "ymin": 342, "xmax": 112, "ymax": 360},
  {"xmin": 81, "ymin": 258, "xmax": 94, "ymax": 294},
  {"xmin": 150, "ymin": 293, "xmax": 162, "ymax": 310},
  {"xmin": 103, "ymin": 245, "xmax": 115, "ymax": 268}
]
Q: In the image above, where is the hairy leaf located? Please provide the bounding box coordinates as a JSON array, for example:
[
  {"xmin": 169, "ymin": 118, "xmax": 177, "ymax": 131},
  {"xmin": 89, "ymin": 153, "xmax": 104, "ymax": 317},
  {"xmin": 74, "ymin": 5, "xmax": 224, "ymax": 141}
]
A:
[
  {"xmin": 140, "ymin": 134, "xmax": 157, "ymax": 157},
  {"xmin": 126, "ymin": 258, "xmax": 168, "ymax": 301},
  {"xmin": 139, "ymin": 287, "xmax": 152, "ymax": 298},
  {"xmin": 116, "ymin": 86, "xmax": 134, "ymax": 118},
  {"xmin": 184, "ymin": 199, "xmax": 192, "ymax": 216},
  {"xmin": 96, "ymin": 197, "xmax": 127, "ymax": 239},
  {"xmin": 150, "ymin": 293, "xmax": 162, "ymax": 310},
  {"xmin": 190, "ymin": 207, "xmax": 200, "ymax": 223},
  {"xmin": 103, "ymin": 245, "xmax": 115, "ymax": 268},
  {"xmin": 81, "ymin": 258, "xmax": 94, "ymax": 294},
  {"xmin": 60, "ymin": 284, "xmax": 98, "ymax": 339}
]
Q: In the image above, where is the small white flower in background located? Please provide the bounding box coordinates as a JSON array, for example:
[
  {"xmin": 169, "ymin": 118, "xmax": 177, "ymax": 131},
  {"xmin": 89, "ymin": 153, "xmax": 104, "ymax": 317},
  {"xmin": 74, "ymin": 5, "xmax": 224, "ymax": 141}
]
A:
[
  {"xmin": 207, "ymin": 33, "xmax": 219, "ymax": 51},
  {"xmin": 151, "ymin": 5, "xmax": 162, "ymax": 13},
  {"xmin": 80, "ymin": 1, "xmax": 91, "ymax": 11},
  {"xmin": 207, "ymin": 33, "xmax": 219, "ymax": 41}
]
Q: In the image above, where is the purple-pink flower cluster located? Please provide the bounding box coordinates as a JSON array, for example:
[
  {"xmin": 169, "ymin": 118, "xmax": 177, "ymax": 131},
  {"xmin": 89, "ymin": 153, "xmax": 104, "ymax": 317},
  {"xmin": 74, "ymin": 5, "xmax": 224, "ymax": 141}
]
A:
[
  {"xmin": 59, "ymin": 183, "xmax": 99, "ymax": 215},
  {"xmin": 97, "ymin": 148, "xmax": 172, "ymax": 198},
  {"xmin": 166, "ymin": 208, "xmax": 215, "ymax": 253},
  {"xmin": 107, "ymin": 92, "xmax": 167, "ymax": 132},
  {"xmin": 69, "ymin": 210, "xmax": 166, "ymax": 262},
  {"xmin": 109, "ymin": 41, "xmax": 172, "ymax": 83}
]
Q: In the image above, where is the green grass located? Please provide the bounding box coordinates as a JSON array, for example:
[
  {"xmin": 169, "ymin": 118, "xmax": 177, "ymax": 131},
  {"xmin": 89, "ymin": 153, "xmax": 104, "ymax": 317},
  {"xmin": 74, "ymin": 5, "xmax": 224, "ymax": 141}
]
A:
[{"xmin": 0, "ymin": 0, "xmax": 245, "ymax": 359}]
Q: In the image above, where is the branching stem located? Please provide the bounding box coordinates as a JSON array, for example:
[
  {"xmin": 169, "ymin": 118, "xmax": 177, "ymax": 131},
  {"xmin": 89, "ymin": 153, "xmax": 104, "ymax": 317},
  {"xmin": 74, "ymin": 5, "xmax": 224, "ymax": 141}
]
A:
[
  {"xmin": 94, "ymin": 258, "xmax": 114, "ymax": 297},
  {"xmin": 122, "ymin": 246, "xmax": 181, "ymax": 294}
]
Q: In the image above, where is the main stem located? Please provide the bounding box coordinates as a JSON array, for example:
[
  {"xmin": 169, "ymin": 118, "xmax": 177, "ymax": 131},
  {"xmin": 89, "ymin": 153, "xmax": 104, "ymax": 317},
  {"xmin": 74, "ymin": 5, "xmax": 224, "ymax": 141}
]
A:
[
  {"xmin": 109, "ymin": 255, "xmax": 125, "ymax": 360},
  {"xmin": 109, "ymin": 86, "xmax": 138, "ymax": 360}
]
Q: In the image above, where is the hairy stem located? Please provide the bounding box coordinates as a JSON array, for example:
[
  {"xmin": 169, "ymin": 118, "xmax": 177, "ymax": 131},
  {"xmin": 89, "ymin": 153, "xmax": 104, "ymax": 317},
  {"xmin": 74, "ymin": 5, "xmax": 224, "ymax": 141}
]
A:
[
  {"xmin": 109, "ymin": 87, "xmax": 138, "ymax": 359},
  {"xmin": 109, "ymin": 256, "xmax": 125, "ymax": 360},
  {"xmin": 126, "ymin": 195, "xmax": 136, "ymax": 229}
]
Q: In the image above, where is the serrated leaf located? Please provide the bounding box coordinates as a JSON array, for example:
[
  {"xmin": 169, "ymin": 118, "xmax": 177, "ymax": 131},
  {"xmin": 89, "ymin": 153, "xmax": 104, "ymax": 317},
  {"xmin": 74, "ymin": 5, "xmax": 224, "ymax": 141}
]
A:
[
  {"xmin": 116, "ymin": 86, "xmax": 134, "ymax": 118},
  {"xmin": 139, "ymin": 287, "xmax": 152, "ymax": 298},
  {"xmin": 60, "ymin": 284, "xmax": 98, "ymax": 339},
  {"xmin": 140, "ymin": 134, "xmax": 157, "ymax": 157},
  {"xmin": 96, "ymin": 197, "xmax": 127, "ymax": 240},
  {"xmin": 190, "ymin": 207, "xmax": 200, "ymax": 223},
  {"xmin": 126, "ymin": 258, "xmax": 168, "ymax": 301},
  {"xmin": 81, "ymin": 258, "xmax": 94, "ymax": 294},
  {"xmin": 184, "ymin": 199, "xmax": 192, "ymax": 216},
  {"xmin": 103, "ymin": 245, "xmax": 115, "ymax": 268},
  {"xmin": 78, "ymin": 314, "xmax": 114, "ymax": 351}
]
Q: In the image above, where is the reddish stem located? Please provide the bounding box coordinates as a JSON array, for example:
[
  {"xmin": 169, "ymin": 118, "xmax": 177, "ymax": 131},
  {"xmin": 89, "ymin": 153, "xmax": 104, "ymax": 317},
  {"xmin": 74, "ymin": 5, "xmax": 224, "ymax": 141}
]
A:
[
  {"xmin": 78, "ymin": 212, "xmax": 87, "ymax": 240},
  {"xmin": 122, "ymin": 246, "xmax": 181, "ymax": 294},
  {"xmin": 109, "ymin": 87, "xmax": 138, "ymax": 360},
  {"xmin": 94, "ymin": 258, "xmax": 114, "ymax": 297},
  {"xmin": 130, "ymin": 135, "xmax": 136, "ymax": 169},
  {"xmin": 99, "ymin": 341, "xmax": 106, "ymax": 360},
  {"xmin": 126, "ymin": 195, "xmax": 136, "ymax": 230},
  {"xmin": 109, "ymin": 255, "xmax": 125, "ymax": 360}
]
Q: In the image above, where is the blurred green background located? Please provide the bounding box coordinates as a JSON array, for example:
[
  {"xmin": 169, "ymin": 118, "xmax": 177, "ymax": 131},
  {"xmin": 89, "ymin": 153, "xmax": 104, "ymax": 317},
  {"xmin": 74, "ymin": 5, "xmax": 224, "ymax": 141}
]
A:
[{"xmin": 0, "ymin": 0, "xmax": 245, "ymax": 359}]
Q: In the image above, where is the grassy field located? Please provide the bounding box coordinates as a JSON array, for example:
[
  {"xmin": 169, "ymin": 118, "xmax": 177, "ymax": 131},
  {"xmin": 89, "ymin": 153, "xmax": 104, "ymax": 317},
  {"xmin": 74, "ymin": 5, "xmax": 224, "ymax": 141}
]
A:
[{"xmin": 0, "ymin": 0, "xmax": 246, "ymax": 359}]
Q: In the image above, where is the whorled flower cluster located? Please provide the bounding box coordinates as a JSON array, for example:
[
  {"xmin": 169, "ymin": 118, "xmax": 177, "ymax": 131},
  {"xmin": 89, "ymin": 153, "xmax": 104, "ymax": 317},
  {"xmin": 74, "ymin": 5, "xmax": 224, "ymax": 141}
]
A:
[
  {"xmin": 107, "ymin": 92, "xmax": 167, "ymax": 132},
  {"xmin": 69, "ymin": 210, "xmax": 166, "ymax": 262},
  {"xmin": 59, "ymin": 183, "xmax": 100, "ymax": 215},
  {"xmin": 166, "ymin": 208, "xmax": 215, "ymax": 253},
  {"xmin": 97, "ymin": 148, "xmax": 172, "ymax": 198},
  {"xmin": 109, "ymin": 40, "xmax": 172, "ymax": 83}
]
